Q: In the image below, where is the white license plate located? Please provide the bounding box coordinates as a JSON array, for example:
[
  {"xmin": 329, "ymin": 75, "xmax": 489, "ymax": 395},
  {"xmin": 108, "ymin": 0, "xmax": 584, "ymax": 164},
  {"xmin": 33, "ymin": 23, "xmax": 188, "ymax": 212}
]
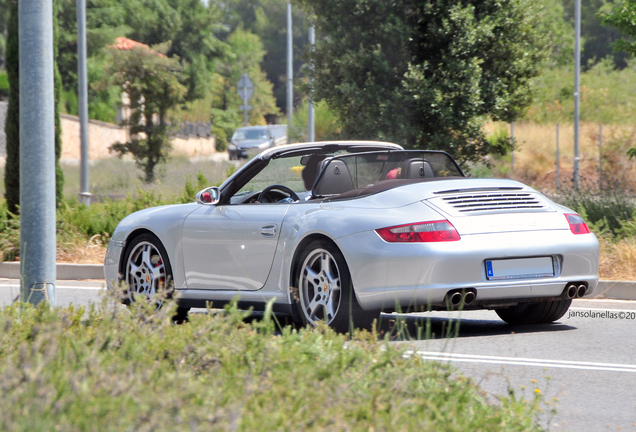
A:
[{"xmin": 485, "ymin": 257, "xmax": 554, "ymax": 280}]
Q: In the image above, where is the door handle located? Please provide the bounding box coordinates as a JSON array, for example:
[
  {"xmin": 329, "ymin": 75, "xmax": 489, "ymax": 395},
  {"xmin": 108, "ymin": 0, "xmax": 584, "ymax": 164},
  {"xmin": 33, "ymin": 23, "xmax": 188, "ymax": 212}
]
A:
[{"xmin": 261, "ymin": 224, "xmax": 278, "ymax": 237}]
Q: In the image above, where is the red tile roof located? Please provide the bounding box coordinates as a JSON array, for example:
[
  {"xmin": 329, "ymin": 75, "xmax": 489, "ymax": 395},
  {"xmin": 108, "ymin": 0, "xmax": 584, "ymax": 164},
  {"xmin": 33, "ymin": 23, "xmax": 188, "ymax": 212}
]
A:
[{"xmin": 112, "ymin": 37, "xmax": 166, "ymax": 57}]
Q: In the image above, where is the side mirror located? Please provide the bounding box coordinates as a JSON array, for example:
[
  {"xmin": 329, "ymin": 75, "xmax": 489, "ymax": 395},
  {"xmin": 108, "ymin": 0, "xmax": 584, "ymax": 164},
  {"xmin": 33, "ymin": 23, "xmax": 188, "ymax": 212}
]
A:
[{"xmin": 196, "ymin": 187, "xmax": 220, "ymax": 205}]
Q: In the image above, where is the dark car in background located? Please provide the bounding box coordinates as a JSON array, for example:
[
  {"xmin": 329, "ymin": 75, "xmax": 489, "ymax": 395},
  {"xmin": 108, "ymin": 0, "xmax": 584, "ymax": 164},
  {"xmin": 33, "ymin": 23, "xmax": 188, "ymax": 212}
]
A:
[{"xmin": 228, "ymin": 125, "xmax": 287, "ymax": 159}]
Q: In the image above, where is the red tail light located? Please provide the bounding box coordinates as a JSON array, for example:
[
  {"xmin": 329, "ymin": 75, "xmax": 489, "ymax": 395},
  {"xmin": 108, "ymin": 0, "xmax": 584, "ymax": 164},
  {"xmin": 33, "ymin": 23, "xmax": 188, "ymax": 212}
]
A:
[
  {"xmin": 565, "ymin": 213, "xmax": 590, "ymax": 234},
  {"xmin": 376, "ymin": 220, "xmax": 461, "ymax": 243}
]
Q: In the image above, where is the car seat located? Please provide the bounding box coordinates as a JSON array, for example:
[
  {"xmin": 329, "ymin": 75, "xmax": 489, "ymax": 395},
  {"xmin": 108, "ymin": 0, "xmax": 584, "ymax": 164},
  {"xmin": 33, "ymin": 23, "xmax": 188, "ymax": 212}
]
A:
[
  {"xmin": 313, "ymin": 159, "xmax": 355, "ymax": 196},
  {"xmin": 403, "ymin": 158, "xmax": 435, "ymax": 179}
]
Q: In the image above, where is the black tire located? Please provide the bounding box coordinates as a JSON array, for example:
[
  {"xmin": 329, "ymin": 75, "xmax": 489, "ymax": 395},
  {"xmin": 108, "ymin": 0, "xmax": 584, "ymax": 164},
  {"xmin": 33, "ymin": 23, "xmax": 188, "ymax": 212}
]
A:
[
  {"xmin": 121, "ymin": 233, "xmax": 190, "ymax": 322},
  {"xmin": 293, "ymin": 239, "xmax": 378, "ymax": 333},
  {"xmin": 495, "ymin": 299, "xmax": 572, "ymax": 325}
]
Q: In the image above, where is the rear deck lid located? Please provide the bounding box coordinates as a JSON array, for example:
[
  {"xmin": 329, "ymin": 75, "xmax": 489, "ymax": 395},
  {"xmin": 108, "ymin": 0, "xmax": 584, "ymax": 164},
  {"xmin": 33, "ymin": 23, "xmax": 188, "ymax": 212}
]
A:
[{"xmin": 425, "ymin": 185, "xmax": 569, "ymax": 235}]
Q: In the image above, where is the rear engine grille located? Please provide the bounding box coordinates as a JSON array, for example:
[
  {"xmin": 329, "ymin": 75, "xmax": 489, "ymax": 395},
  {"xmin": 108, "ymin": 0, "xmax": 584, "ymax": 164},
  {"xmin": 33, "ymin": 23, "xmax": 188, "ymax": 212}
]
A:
[{"xmin": 442, "ymin": 192, "xmax": 545, "ymax": 213}]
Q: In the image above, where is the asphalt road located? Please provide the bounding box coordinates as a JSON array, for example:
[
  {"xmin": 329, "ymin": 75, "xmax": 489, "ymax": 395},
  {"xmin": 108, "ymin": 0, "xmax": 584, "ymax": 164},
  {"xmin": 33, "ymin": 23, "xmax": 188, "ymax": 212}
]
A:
[
  {"xmin": 2, "ymin": 278, "xmax": 635, "ymax": 431},
  {"xmin": 0, "ymin": 278, "xmax": 107, "ymax": 307},
  {"xmin": 385, "ymin": 300, "xmax": 636, "ymax": 432}
]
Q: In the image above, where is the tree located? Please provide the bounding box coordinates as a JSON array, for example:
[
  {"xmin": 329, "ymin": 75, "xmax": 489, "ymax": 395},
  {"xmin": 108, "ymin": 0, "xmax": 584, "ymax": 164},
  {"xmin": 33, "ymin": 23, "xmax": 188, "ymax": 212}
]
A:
[
  {"xmin": 105, "ymin": 41, "xmax": 186, "ymax": 183},
  {"xmin": 220, "ymin": 0, "xmax": 309, "ymax": 112},
  {"xmin": 55, "ymin": 0, "xmax": 228, "ymax": 121},
  {"xmin": 537, "ymin": 0, "xmax": 575, "ymax": 67},
  {"xmin": 56, "ymin": 0, "xmax": 128, "ymax": 94},
  {"xmin": 601, "ymin": 0, "xmax": 636, "ymax": 159},
  {"xmin": 297, "ymin": 0, "xmax": 547, "ymax": 165},
  {"xmin": 124, "ymin": 0, "xmax": 228, "ymax": 101},
  {"xmin": 563, "ymin": 0, "xmax": 628, "ymax": 69},
  {"xmin": 0, "ymin": 0, "xmax": 11, "ymax": 62},
  {"xmin": 55, "ymin": 0, "xmax": 129, "ymax": 120},
  {"xmin": 210, "ymin": 28, "xmax": 280, "ymax": 149},
  {"xmin": 4, "ymin": 0, "xmax": 18, "ymax": 214},
  {"xmin": 600, "ymin": 0, "xmax": 636, "ymax": 57}
]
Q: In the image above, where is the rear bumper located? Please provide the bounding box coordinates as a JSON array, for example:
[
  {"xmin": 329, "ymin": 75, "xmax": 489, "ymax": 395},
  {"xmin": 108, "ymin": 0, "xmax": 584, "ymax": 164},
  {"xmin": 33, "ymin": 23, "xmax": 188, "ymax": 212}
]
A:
[{"xmin": 337, "ymin": 229, "xmax": 600, "ymax": 311}]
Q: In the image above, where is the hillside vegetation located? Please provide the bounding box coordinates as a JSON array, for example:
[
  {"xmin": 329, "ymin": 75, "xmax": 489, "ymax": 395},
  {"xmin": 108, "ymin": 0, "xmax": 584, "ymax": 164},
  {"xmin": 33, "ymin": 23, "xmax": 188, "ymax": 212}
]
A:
[{"xmin": 526, "ymin": 60, "xmax": 636, "ymax": 125}]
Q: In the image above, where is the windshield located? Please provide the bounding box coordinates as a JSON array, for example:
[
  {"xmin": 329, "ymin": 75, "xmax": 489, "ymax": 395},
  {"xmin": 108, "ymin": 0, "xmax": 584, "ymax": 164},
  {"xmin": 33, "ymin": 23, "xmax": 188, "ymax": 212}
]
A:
[
  {"xmin": 232, "ymin": 128, "xmax": 268, "ymax": 140},
  {"xmin": 235, "ymin": 155, "xmax": 308, "ymax": 198}
]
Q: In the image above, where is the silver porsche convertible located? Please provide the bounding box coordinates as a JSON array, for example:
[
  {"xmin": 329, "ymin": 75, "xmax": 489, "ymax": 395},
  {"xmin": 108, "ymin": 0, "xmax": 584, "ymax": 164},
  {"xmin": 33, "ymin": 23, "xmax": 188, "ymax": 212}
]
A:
[{"xmin": 104, "ymin": 141, "xmax": 600, "ymax": 331}]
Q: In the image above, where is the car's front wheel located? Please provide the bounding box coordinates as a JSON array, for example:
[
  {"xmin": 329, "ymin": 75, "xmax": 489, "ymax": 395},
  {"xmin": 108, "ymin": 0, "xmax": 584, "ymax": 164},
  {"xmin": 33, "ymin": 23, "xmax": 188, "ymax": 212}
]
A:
[
  {"xmin": 495, "ymin": 299, "xmax": 572, "ymax": 325},
  {"xmin": 122, "ymin": 233, "xmax": 189, "ymax": 321},
  {"xmin": 294, "ymin": 240, "xmax": 378, "ymax": 333}
]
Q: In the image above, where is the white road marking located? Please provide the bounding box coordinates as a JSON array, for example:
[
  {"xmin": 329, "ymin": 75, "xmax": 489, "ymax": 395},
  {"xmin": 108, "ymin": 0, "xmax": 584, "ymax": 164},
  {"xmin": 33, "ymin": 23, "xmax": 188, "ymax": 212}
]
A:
[
  {"xmin": 56, "ymin": 285, "xmax": 105, "ymax": 291},
  {"xmin": 0, "ymin": 284, "xmax": 105, "ymax": 291},
  {"xmin": 408, "ymin": 351, "xmax": 636, "ymax": 373}
]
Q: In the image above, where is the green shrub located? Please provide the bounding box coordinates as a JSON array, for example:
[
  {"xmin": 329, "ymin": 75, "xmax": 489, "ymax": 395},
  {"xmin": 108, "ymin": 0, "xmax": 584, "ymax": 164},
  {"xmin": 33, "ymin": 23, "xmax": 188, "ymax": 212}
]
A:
[
  {"xmin": 0, "ymin": 210, "xmax": 20, "ymax": 262},
  {"xmin": 61, "ymin": 89, "xmax": 78, "ymax": 115},
  {"xmin": 57, "ymin": 189, "xmax": 166, "ymax": 241},
  {"xmin": 0, "ymin": 70, "xmax": 9, "ymax": 99},
  {"xmin": 0, "ymin": 297, "xmax": 545, "ymax": 431},
  {"xmin": 554, "ymin": 187, "xmax": 636, "ymax": 240},
  {"xmin": 180, "ymin": 171, "xmax": 209, "ymax": 203},
  {"xmin": 526, "ymin": 60, "xmax": 636, "ymax": 125}
]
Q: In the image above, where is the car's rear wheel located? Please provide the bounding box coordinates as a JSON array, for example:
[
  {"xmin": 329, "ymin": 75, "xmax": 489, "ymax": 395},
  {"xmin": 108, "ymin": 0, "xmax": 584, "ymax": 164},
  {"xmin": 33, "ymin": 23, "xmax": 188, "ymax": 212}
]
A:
[
  {"xmin": 294, "ymin": 240, "xmax": 378, "ymax": 333},
  {"xmin": 495, "ymin": 299, "xmax": 572, "ymax": 325},
  {"xmin": 122, "ymin": 233, "xmax": 190, "ymax": 321}
]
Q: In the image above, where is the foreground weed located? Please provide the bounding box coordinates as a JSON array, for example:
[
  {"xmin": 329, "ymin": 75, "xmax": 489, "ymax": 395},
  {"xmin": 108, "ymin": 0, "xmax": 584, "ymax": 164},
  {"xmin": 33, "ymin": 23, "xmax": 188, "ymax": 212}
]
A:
[{"xmin": 0, "ymin": 294, "xmax": 544, "ymax": 431}]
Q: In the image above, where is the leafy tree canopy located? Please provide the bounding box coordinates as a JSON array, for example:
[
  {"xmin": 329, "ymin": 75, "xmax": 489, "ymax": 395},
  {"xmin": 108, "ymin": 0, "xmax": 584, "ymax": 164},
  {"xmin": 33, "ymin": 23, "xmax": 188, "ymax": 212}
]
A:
[
  {"xmin": 209, "ymin": 28, "xmax": 280, "ymax": 149},
  {"xmin": 600, "ymin": 0, "xmax": 636, "ymax": 58},
  {"xmin": 105, "ymin": 42, "xmax": 187, "ymax": 182},
  {"xmin": 219, "ymin": 0, "xmax": 309, "ymax": 112},
  {"xmin": 564, "ymin": 0, "xmax": 628, "ymax": 69},
  {"xmin": 600, "ymin": 0, "xmax": 636, "ymax": 159},
  {"xmin": 297, "ymin": 0, "xmax": 548, "ymax": 165},
  {"xmin": 55, "ymin": 0, "xmax": 229, "ymax": 119},
  {"xmin": 537, "ymin": 0, "xmax": 574, "ymax": 67}
]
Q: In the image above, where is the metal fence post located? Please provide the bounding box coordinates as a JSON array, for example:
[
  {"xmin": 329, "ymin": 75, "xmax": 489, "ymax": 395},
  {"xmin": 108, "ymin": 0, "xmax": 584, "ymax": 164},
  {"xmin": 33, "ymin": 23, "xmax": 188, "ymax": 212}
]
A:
[
  {"xmin": 307, "ymin": 23, "xmax": 315, "ymax": 143},
  {"xmin": 510, "ymin": 122, "xmax": 514, "ymax": 173},
  {"xmin": 573, "ymin": 0, "xmax": 581, "ymax": 190},
  {"xmin": 286, "ymin": 1, "xmax": 293, "ymax": 133},
  {"xmin": 599, "ymin": 124, "xmax": 602, "ymax": 193},
  {"xmin": 77, "ymin": 0, "xmax": 91, "ymax": 205},
  {"xmin": 556, "ymin": 123, "xmax": 560, "ymax": 190}
]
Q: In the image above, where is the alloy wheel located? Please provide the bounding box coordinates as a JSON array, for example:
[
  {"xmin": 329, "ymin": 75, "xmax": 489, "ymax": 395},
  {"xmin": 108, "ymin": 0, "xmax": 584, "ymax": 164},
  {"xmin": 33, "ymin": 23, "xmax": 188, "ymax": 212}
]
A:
[
  {"xmin": 125, "ymin": 241, "xmax": 167, "ymax": 304},
  {"xmin": 299, "ymin": 247, "xmax": 342, "ymax": 325}
]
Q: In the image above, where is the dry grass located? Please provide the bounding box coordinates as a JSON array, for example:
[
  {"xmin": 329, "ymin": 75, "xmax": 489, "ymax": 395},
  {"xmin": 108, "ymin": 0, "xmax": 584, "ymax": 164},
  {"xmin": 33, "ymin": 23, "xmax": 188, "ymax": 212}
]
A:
[
  {"xmin": 599, "ymin": 238, "xmax": 636, "ymax": 281},
  {"xmin": 57, "ymin": 236, "xmax": 107, "ymax": 264},
  {"xmin": 485, "ymin": 122, "xmax": 636, "ymax": 191}
]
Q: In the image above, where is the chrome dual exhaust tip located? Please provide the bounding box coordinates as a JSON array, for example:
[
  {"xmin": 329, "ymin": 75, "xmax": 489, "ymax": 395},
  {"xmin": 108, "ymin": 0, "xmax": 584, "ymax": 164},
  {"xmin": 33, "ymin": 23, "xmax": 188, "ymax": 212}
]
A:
[
  {"xmin": 446, "ymin": 289, "xmax": 477, "ymax": 308},
  {"xmin": 564, "ymin": 283, "xmax": 587, "ymax": 299},
  {"xmin": 577, "ymin": 284, "xmax": 587, "ymax": 298},
  {"xmin": 449, "ymin": 291, "xmax": 463, "ymax": 306},
  {"xmin": 464, "ymin": 291, "xmax": 476, "ymax": 305}
]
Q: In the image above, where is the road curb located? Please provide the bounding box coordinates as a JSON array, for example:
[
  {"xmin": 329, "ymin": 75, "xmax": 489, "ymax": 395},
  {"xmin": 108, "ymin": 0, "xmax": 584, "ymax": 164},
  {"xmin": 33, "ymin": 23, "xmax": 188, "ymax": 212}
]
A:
[
  {"xmin": 595, "ymin": 280, "xmax": 636, "ymax": 301},
  {"xmin": 0, "ymin": 262, "xmax": 104, "ymax": 280}
]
